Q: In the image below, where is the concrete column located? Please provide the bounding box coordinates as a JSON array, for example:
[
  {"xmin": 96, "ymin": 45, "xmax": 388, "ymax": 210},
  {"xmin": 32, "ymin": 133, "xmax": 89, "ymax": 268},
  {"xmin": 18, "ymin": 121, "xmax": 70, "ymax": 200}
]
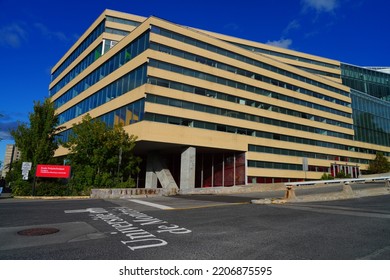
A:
[
  {"xmin": 285, "ymin": 186, "xmax": 297, "ymax": 200},
  {"xmin": 180, "ymin": 147, "xmax": 196, "ymax": 191},
  {"xmin": 233, "ymin": 153, "xmax": 236, "ymax": 186},
  {"xmin": 200, "ymin": 154, "xmax": 204, "ymax": 188},
  {"xmin": 145, "ymin": 154, "xmax": 157, "ymax": 189},
  {"xmin": 343, "ymin": 182, "xmax": 354, "ymax": 196}
]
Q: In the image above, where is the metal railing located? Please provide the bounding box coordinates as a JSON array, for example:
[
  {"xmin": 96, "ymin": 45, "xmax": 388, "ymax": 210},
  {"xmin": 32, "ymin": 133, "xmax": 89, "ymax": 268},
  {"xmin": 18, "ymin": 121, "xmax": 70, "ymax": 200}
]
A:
[{"xmin": 285, "ymin": 176, "xmax": 390, "ymax": 188}]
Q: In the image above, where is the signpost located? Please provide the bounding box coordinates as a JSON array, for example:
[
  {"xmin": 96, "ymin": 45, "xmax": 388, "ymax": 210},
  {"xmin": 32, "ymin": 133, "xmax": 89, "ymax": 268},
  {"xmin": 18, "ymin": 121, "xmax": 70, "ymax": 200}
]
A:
[
  {"xmin": 32, "ymin": 164, "xmax": 72, "ymax": 196},
  {"xmin": 302, "ymin": 157, "xmax": 308, "ymax": 181},
  {"xmin": 21, "ymin": 162, "xmax": 32, "ymax": 180},
  {"xmin": 36, "ymin": 164, "xmax": 71, "ymax": 178}
]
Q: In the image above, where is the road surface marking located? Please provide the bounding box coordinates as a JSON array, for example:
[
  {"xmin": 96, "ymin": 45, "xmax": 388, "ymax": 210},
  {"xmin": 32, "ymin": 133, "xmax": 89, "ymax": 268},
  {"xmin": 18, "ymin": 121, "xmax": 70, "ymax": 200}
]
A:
[
  {"xmin": 128, "ymin": 199, "xmax": 174, "ymax": 210},
  {"xmin": 274, "ymin": 204, "xmax": 390, "ymax": 219},
  {"xmin": 168, "ymin": 202, "xmax": 250, "ymax": 211},
  {"xmin": 358, "ymin": 245, "xmax": 390, "ymax": 260}
]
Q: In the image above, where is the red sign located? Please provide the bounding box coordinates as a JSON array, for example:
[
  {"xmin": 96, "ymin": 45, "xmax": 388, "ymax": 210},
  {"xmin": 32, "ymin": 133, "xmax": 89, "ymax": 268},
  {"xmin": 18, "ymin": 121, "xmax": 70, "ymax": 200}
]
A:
[{"xmin": 36, "ymin": 165, "xmax": 71, "ymax": 178}]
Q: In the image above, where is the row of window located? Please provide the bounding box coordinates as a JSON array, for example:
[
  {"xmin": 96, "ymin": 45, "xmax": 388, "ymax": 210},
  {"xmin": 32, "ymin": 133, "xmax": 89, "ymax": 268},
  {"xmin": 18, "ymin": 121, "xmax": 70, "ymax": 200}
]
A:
[
  {"xmin": 58, "ymin": 64, "xmax": 147, "ymax": 125},
  {"xmin": 52, "ymin": 21, "xmax": 105, "ymax": 81},
  {"xmin": 151, "ymin": 26, "xmax": 349, "ymax": 97},
  {"xmin": 150, "ymin": 43, "xmax": 350, "ymax": 107},
  {"xmin": 144, "ymin": 113, "xmax": 388, "ymax": 157},
  {"xmin": 146, "ymin": 94, "xmax": 353, "ymax": 140},
  {"xmin": 54, "ymin": 31, "xmax": 150, "ymax": 109},
  {"xmin": 56, "ymin": 99, "xmax": 145, "ymax": 143},
  {"xmin": 341, "ymin": 63, "xmax": 390, "ymax": 100},
  {"xmin": 103, "ymin": 39, "xmax": 118, "ymax": 54},
  {"xmin": 148, "ymin": 77, "xmax": 352, "ymax": 129},
  {"xmin": 148, "ymin": 59, "xmax": 352, "ymax": 119},
  {"xmin": 99, "ymin": 99, "xmax": 145, "ymax": 127},
  {"xmin": 294, "ymin": 65, "xmax": 340, "ymax": 79},
  {"xmin": 106, "ymin": 16, "xmax": 142, "ymax": 27},
  {"xmin": 105, "ymin": 27, "xmax": 130, "ymax": 37},
  {"xmin": 342, "ymin": 63, "xmax": 390, "ymax": 84},
  {"xmin": 50, "ymin": 44, "xmax": 103, "ymax": 96},
  {"xmin": 343, "ymin": 77, "xmax": 390, "ymax": 99},
  {"xmin": 248, "ymin": 145, "xmax": 369, "ymax": 165},
  {"xmin": 229, "ymin": 41, "xmax": 340, "ymax": 70},
  {"xmin": 248, "ymin": 177, "xmax": 303, "ymax": 184},
  {"xmin": 248, "ymin": 160, "xmax": 302, "ymax": 171},
  {"xmin": 248, "ymin": 160, "xmax": 330, "ymax": 173},
  {"xmin": 52, "ymin": 17, "xmax": 142, "ymax": 83}
]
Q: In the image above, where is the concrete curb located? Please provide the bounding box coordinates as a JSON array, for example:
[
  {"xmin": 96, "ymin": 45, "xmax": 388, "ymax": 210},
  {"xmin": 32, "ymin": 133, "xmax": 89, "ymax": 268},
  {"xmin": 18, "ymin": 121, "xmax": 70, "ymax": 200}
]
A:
[
  {"xmin": 90, "ymin": 188, "xmax": 163, "ymax": 199},
  {"xmin": 13, "ymin": 196, "xmax": 90, "ymax": 200},
  {"xmin": 0, "ymin": 193, "xmax": 13, "ymax": 199}
]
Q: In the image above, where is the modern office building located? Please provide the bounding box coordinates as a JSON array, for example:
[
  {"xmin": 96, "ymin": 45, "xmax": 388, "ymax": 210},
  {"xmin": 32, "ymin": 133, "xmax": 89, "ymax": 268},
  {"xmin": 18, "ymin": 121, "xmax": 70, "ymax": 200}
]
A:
[
  {"xmin": 51, "ymin": 10, "xmax": 390, "ymax": 191},
  {"xmin": 1, "ymin": 144, "xmax": 21, "ymax": 177}
]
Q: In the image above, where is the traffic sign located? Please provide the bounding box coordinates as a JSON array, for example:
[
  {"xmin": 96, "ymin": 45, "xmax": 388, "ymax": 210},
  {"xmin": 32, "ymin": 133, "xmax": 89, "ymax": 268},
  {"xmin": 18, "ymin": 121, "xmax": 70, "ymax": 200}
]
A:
[
  {"xmin": 21, "ymin": 162, "xmax": 32, "ymax": 171},
  {"xmin": 21, "ymin": 162, "xmax": 32, "ymax": 180}
]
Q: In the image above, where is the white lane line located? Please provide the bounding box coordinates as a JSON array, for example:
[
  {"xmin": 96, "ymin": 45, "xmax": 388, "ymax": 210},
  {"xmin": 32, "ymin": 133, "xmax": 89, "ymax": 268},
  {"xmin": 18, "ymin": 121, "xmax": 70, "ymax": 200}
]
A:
[{"xmin": 128, "ymin": 199, "xmax": 174, "ymax": 210}]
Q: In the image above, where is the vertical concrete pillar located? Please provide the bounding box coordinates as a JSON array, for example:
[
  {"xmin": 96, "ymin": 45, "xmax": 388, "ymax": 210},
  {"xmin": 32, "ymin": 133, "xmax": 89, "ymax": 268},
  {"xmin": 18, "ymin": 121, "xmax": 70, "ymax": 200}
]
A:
[
  {"xmin": 285, "ymin": 186, "xmax": 297, "ymax": 200},
  {"xmin": 233, "ymin": 153, "xmax": 236, "ymax": 186},
  {"xmin": 343, "ymin": 182, "xmax": 354, "ymax": 196},
  {"xmin": 145, "ymin": 154, "xmax": 157, "ymax": 189},
  {"xmin": 180, "ymin": 147, "xmax": 196, "ymax": 192},
  {"xmin": 200, "ymin": 154, "xmax": 204, "ymax": 188}
]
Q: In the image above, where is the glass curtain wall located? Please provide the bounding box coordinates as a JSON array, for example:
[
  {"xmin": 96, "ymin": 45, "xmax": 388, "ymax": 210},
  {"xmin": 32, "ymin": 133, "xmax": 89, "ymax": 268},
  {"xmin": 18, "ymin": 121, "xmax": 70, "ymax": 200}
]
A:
[
  {"xmin": 351, "ymin": 89, "xmax": 390, "ymax": 146},
  {"xmin": 341, "ymin": 63, "xmax": 390, "ymax": 100}
]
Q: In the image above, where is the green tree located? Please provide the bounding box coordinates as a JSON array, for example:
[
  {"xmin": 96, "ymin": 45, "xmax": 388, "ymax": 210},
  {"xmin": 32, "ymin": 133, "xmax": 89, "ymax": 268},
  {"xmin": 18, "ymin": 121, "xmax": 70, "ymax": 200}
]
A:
[
  {"xmin": 7, "ymin": 98, "xmax": 64, "ymax": 195},
  {"xmin": 10, "ymin": 98, "xmax": 63, "ymax": 173},
  {"xmin": 63, "ymin": 114, "xmax": 140, "ymax": 190},
  {"xmin": 368, "ymin": 152, "xmax": 390, "ymax": 174}
]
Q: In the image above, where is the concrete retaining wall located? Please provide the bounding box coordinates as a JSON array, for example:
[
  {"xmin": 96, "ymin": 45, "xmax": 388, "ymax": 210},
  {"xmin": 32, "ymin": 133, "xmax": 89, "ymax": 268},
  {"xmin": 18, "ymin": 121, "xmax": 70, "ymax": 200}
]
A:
[
  {"xmin": 178, "ymin": 183, "xmax": 286, "ymax": 195},
  {"xmin": 90, "ymin": 183, "xmax": 286, "ymax": 198}
]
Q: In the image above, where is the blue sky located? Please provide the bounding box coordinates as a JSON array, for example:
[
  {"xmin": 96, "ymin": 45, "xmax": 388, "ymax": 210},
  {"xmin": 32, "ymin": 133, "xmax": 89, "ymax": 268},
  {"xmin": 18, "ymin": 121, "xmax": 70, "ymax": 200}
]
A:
[{"xmin": 0, "ymin": 0, "xmax": 389, "ymax": 166}]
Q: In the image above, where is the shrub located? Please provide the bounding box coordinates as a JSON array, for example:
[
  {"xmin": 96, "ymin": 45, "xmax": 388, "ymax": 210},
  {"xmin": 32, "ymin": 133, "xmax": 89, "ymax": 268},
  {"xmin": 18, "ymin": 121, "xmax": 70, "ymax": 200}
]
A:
[
  {"xmin": 320, "ymin": 173, "xmax": 334, "ymax": 180},
  {"xmin": 11, "ymin": 179, "xmax": 33, "ymax": 196},
  {"xmin": 335, "ymin": 171, "xmax": 351, "ymax": 179}
]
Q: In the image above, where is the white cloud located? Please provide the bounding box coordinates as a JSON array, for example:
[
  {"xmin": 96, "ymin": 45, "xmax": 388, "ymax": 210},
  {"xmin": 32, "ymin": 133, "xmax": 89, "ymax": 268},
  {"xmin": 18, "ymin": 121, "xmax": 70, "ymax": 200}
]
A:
[
  {"xmin": 0, "ymin": 23, "xmax": 28, "ymax": 48},
  {"xmin": 0, "ymin": 121, "xmax": 19, "ymax": 140},
  {"xmin": 0, "ymin": 130, "xmax": 12, "ymax": 141},
  {"xmin": 266, "ymin": 38, "xmax": 293, "ymax": 49},
  {"xmin": 301, "ymin": 0, "xmax": 339, "ymax": 13},
  {"xmin": 283, "ymin": 20, "xmax": 301, "ymax": 36},
  {"xmin": 34, "ymin": 23, "xmax": 68, "ymax": 42}
]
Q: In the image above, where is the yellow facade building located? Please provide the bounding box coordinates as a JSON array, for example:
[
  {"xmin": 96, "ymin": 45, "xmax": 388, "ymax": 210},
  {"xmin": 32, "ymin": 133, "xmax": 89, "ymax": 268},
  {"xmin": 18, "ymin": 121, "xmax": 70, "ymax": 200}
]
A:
[{"xmin": 51, "ymin": 10, "xmax": 390, "ymax": 191}]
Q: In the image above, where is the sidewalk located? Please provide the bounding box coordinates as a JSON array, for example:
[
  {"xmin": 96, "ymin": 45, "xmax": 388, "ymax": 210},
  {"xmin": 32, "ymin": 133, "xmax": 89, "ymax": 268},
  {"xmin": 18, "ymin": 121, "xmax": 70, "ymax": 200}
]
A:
[{"xmin": 0, "ymin": 193, "xmax": 13, "ymax": 199}]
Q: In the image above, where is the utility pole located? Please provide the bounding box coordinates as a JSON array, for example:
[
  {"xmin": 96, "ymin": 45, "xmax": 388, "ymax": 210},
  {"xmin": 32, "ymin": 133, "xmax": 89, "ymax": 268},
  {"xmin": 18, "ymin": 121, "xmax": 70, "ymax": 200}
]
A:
[{"xmin": 117, "ymin": 146, "xmax": 122, "ymax": 182}]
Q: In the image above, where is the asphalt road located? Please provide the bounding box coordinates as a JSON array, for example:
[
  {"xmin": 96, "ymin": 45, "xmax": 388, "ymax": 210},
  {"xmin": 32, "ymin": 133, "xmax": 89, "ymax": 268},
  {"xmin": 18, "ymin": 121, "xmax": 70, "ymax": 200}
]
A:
[{"xmin": 1, "ymin": 193, "xmax": 390, "ymax": 260}]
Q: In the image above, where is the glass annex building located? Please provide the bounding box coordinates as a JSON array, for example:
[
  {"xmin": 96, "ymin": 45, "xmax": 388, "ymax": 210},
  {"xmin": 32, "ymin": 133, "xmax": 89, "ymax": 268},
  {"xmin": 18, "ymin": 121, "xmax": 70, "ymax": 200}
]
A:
[{"xmin": 51, "ymin": 10, "xmax": 390, "ymax": 191}]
